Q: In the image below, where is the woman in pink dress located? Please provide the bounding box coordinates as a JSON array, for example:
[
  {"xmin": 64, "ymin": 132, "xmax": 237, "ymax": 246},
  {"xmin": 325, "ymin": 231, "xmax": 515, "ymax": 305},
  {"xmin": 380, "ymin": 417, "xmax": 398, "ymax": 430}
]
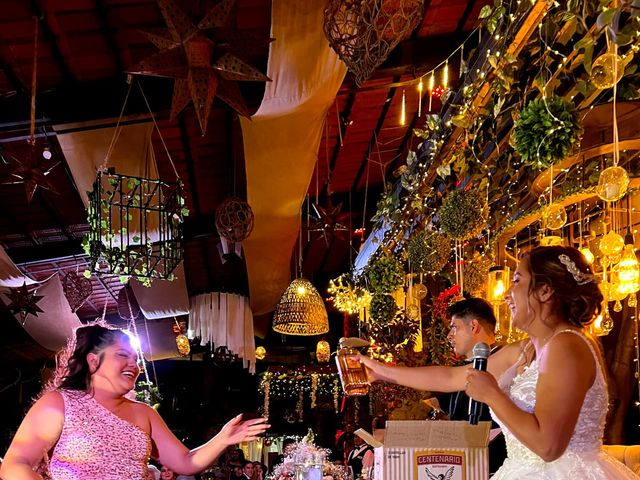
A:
[{"xmin": 0, "ymin": 325, "xmax": 269, "ymax": 480}]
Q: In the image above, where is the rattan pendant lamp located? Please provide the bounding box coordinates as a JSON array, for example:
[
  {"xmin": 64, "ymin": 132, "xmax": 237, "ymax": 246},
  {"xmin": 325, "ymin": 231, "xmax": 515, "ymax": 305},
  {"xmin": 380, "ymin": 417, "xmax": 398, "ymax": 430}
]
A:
[{"xmin": 272, "ymin": 278, "xmax": 329, "ymax": 335}]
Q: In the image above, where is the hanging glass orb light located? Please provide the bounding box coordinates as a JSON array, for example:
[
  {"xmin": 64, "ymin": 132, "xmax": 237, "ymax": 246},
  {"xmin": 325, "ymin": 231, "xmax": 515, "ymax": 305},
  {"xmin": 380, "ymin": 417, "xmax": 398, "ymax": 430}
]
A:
[
  {"xmin": 591, "ymin": 52, "xmax": 624, "ymax": 90},
  {"xmin": 579, "ymin": 247, "xmax": 595, "ymax": 264},
  {"xmin": 599, "ymin": 230, "xmax": 625, "ymax": 257},
  {"xmin": 413, "ymin": 283, "xmax": 428, "ymax": 300},
  {"xmin": 613, "ymin": 244, "xmax": 640, "ymax": 295},
  {"xmin": 487, "ymin": 266, "xmax": 510, "ymax": 304},
  {"xmin": 542, "ymin": 204, "xmax": 567, "ymax": 230},
  {"xmin": 255, "ymin": 346, "xmax": 266, "ymax": 360},
  {"xmin": 597, "ymin": 166, "xmax": 629, "ymax": 202}
]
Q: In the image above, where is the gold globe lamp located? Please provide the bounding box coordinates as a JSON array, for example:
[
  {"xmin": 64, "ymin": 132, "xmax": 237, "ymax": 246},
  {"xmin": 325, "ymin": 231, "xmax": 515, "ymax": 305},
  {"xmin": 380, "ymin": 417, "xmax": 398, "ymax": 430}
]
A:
[
  {"xmin": 316, "ymin": 340, "xmax": 331, "ymax": 363},
  {"xmin": 255, "ymin": 346, "xmax": 267, "ymax": 360},
  {"xmin": 542, "ymin": 204, "xmax": 567, "ymax": 230},
  {"xmin": 273, "ymin": 278, "xmax": 329, "ymax": 335},
  {"xmin": 591, "ymin": 51, "xmax": 624, "ymax": 90},
  {"xmin": 599, "ymin": 230, "xmax": 625, "ymax": 258},
  {"xmin": 596, "ymin": 166, "xmax": 629, "ymax": 203}
]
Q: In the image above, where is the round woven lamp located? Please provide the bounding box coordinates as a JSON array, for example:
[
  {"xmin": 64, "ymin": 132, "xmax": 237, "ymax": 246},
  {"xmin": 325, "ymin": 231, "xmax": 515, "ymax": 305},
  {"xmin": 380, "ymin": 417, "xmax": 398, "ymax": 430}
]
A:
[{"xmin": 273, "ymin": 278, "xmax": 329, "ymax": 335}]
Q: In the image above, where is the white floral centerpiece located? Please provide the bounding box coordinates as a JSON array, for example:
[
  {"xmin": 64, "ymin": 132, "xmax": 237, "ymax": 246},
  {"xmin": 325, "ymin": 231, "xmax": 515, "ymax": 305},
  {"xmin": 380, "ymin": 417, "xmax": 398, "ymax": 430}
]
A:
[{"xmin": 268, "ymin": 430, "xmax": 351, "ymax": 480}]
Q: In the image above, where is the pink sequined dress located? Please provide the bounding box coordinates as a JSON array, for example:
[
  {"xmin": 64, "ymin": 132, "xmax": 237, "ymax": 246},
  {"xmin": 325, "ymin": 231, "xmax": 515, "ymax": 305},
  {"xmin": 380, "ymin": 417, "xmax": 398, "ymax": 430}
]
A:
[{"xmin": 48, "ymin": 389, "xmax": 153, "ymax": 480}]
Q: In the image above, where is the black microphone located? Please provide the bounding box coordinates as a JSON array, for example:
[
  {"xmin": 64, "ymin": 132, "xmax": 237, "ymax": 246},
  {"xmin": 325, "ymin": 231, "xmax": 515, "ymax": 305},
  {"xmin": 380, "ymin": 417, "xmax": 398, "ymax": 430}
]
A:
[{"xmin": 468, "ymin": 342, "xmax": 491, "ymax": 425}]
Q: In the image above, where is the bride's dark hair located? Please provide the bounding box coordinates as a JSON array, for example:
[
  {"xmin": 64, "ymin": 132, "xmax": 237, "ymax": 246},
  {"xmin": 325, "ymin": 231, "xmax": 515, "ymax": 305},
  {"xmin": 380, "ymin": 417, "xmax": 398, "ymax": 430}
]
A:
[
  {"xmin": 522, "ymin": 246, "xmax": 603, "ymax": 328},
  {"xmin": 45, "ymin": 324, "xmax": 131, "ymax": 393}
]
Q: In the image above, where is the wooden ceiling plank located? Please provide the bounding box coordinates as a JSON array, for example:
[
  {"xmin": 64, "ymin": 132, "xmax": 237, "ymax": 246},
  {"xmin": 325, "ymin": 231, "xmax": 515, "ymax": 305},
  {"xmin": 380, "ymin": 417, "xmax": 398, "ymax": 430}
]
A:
[{"xmin": 30, "ymin": 0, "xmax": 76, "ymax": 85}]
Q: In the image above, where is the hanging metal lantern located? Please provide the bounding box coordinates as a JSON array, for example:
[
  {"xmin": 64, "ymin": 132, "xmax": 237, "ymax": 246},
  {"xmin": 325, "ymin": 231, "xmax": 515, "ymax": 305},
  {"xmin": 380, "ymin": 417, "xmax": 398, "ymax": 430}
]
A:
[
  {"xmin": 273, "ymin": 278, "xmax": 329, "ymax": 335},
  {"xmin": 316, "ymin": 340, "xmax": 331, "ymax": 363},
  {"xmin": 255, "ymin": 346, "xmax": 267, "ymax": 360},
  {"xmin": 487, "ymin": 266, "xmax": 510, "ymax": 304},
  {"xmin": 87, "ymin": 169, "xmax": 185, "ymax": 281}
]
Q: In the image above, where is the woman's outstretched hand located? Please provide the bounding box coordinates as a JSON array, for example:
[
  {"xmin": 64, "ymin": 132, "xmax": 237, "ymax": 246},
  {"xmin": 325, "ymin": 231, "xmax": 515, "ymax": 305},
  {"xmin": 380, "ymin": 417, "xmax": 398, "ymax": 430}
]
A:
[
  {"xmin": 359, "ymin": 355, "xmax": 387, "ymax": 383},
  {"xmin": 219, "ymin": 415, "xmax": 270, "ymax": 445}
]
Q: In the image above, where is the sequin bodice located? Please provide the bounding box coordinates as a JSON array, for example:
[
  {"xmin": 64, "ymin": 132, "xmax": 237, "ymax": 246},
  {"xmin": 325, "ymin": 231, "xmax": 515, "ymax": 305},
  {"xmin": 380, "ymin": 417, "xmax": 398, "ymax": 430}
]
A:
[
  {"xmin": 49, "ymin": 390, "xmax": 152, "ymax": 480},
  {"xmin": 492, "ymin": 330, "xmax": 608, "ymax": 466}
]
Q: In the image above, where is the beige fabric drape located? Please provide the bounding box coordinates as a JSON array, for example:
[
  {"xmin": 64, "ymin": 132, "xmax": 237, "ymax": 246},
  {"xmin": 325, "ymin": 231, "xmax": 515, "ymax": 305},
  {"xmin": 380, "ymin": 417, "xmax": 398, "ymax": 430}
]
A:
[
  {"xmin": 55, "ymin": 121, "xmax": 156, "ymax": 207},
  {"xmin": 0, "ymin": 274, "xmax": 82, "ymax": 352},
  {"xmin": 240, "ymin": 0, "xmax": 347, "ymax": 315},
  {"xmin": 189, "ymin": 292, "xmax": 256, "ymax": 372},
  {"xmin": 130, "ymin": 262, "xmax": 190, "ymax": 319},
  {"xmin": 0, "ymin": 246, "xmax": 37, "ymax": 287}
]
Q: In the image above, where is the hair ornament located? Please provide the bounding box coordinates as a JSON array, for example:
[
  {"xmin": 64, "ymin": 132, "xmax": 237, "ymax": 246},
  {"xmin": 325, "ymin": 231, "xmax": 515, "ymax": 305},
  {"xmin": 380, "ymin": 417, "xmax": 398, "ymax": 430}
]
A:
[{"xmin": 558, "ymin": 254, "xmax": 595, "ymax": 285}]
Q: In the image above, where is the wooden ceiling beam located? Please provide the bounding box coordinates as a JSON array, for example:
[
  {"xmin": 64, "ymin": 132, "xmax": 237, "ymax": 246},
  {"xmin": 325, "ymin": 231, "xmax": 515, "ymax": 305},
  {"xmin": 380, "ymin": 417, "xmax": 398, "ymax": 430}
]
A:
[
  {"xmin": 30, "ymin": 0, "xmax": 76, "ymax": 85},
  {"xmin": 350, "ymin": 76, "xmax": 400, "ymax": 193},
  {"xmin": 95, "ymin": 0, "xmax": 126, "ymax": 74}
]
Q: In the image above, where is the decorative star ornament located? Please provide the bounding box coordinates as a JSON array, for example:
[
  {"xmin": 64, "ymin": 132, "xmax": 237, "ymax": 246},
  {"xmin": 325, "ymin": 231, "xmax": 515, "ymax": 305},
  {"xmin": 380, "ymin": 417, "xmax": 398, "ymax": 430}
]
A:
[
  {"xmin": 1, "ymin": 145, "xmax": 59, "ymax": 203},
  {"xmin": 308, "ymin": 201, "xmax": 351, "ymax": 246},
  {"xmin": 128, "ymin": 0, "xmax": 271, "ymax": 134},
  {"xmin": 5, "ymin": 282, "xmax": 45, "ymax": 325}
]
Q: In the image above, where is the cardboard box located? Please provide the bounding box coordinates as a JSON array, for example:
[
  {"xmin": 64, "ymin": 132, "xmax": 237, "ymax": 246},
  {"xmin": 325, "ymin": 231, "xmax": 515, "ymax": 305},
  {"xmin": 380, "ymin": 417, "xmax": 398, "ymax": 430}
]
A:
[{"xmin": 368, "ymin": 420, "xmax": 490, "ymax": 480}]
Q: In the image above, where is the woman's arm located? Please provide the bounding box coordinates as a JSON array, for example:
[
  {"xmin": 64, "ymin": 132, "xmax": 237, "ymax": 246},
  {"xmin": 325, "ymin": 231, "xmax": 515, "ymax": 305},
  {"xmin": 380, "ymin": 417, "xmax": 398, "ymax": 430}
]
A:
[
  {"xmin": 360, "ymin": 341, "xmax": 521, "ymax": 393},
  {"xmin": 148, "ymin": 409, "xmax": 269, "ymax": 475},
  {"xmin": 467, "ymin": 333, "xmax": 595, "ymax": 462},
  {"xmin": 0, "ymin": 392, "xmax": 65, "ymax": 480}
]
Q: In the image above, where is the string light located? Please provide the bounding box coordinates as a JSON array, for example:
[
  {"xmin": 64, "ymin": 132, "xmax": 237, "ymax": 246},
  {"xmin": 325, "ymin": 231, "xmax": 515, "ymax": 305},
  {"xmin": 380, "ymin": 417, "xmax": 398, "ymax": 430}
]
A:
[
  {"xmin": 417, "ymin": 77, "xmax": 423, "ymax": 117},
  {"xmin": 443, "ymin": 60, "xmax": 449, "ymax": 90},
  {"xmin": 428, "ymin": 71, "xmax": 435, "ymax": 111}
]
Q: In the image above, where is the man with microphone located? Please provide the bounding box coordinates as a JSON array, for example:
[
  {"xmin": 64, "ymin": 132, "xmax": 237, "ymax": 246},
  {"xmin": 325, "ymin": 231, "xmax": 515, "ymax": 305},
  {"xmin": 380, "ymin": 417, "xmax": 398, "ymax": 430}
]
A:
[{"xmin": 441, "ymin": 297, "xmax": 506, "ymax": 476}]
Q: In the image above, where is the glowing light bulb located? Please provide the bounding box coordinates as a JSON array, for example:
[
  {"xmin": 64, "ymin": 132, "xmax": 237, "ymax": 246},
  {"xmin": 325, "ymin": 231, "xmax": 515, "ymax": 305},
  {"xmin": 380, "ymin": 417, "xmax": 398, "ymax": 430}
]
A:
[
  {"xmin": 297, "ymin": 285, "xmax": 306, "ymax": 295},
  {"xmin": 579, "ymin": 247, "xmax": 595, "ymax": 264}
]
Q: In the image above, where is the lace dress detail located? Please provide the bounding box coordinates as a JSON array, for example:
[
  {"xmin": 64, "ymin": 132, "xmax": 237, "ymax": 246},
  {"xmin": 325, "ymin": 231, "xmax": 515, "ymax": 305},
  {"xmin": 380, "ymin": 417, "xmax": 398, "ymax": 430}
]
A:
[
  {"xmin": 491, "ymin": 330, "xmax": 639, "ymax": 479},
  {"xmin": 48, "ymin": 389, "xmax": 153, "ymax": 480}
]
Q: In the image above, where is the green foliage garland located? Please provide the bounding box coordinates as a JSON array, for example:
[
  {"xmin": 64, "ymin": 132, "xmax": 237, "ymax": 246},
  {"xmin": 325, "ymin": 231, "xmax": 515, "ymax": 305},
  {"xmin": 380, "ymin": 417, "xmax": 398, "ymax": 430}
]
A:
[
  {"xmin": 369, "ymin": 294, "xmax": 398, "ymax": 324},
  {"xmin": 407, "ymin": 231, "xmax": 451, "ymax": 274},
  {"xmin": 368, "ymin": 256, "xmax": 404, "ymax": 293},
  {"xmin": 513, "ymin": 96, "xmax": 582, "ymax": 169},
  {"xmin": 439, "ymin": 189, "xmax": 487, "ymax": 241}
]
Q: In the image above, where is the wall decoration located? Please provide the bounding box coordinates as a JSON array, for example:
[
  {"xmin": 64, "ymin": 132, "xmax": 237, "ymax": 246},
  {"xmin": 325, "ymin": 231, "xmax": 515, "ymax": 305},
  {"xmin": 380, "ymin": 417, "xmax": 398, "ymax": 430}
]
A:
[
  {"xmin": 5, "ymin": 282, "xmax": 44, "ymax": 325},
  {"xmin": 369, "ymin": 293, "xmax": 398, "ymax": 324},
  {"xmin": 439, "ymin": 189, "xmax": 487, "ymax": 241},
  {"xmin": 513, "ymin": 96, "xmax": 582, "ymax": 169},
  {"xmin": 215, "ymin": 196, "xmax": 254, "ymax": 243},
  {"xmin": 323, "ymin": 0, "xmax": 425, "ymax": 84},
  {"xmin": 407, "ymin": 231, "xmax": 451, "ymax": 274},
  {"xmin": 367, "ymin": 255, "xmax": 404, "ymax": 293},
  {"xmin": 62, "ymin": 271, "xmax": 93, "ymax": 313},
  {"xmin": 128, "ymin": 0, "xmax": 270, "ymax": 134}
]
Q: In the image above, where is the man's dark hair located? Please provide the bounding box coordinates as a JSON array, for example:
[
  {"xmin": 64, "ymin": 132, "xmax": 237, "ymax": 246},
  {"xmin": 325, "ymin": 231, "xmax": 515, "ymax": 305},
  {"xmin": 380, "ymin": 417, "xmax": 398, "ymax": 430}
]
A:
[{"xmin": 447, "ymin": 297, "xmax": 496, "ymax": 329}]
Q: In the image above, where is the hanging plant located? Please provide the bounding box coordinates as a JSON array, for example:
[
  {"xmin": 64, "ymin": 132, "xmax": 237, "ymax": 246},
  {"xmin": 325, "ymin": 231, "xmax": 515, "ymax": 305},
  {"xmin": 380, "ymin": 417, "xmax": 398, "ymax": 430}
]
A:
[
  {"xmin": 368, "ymin": 256, "xmax": 404, "ymax": 293},
  {"xmin": 513, "ymin": 96, "xmax": 582, "ymax": 169},
  {"xmin": 439, "ymin": 189, "xmax": 487, "ymax": 241},
  {"xmin": 407, "ymin": 231, "xmax": 451, "ymax": 274},
  {"xmin": 464, "ymin": 253, "xmax": 493, "ymax": 296},
  {"xmin": 369, "ymin": 294, "xmax": 398, "ymax": 324}
]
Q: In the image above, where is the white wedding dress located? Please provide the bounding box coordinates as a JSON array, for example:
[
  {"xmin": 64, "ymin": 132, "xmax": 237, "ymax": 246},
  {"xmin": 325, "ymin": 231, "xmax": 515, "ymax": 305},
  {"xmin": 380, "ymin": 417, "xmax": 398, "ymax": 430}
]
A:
[{"xmin": 491, "ymin": 330, "xmax": 639, "ymax": 479}]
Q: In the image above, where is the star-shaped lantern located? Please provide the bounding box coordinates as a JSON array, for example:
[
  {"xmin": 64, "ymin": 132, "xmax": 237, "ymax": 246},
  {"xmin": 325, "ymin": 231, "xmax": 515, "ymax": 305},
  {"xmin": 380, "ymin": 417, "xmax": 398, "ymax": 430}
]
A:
[
  {"xmin": 128, "ymin": 0, "xmax": 271, "ymax": 134},
  {"xmin": 308, "ymin": 201, "xmax": 351, "ymax": 246},
  {"xmin": 1, "ymin": 145, "xmax": 59, "ymax": 203},
  {"xmin": 5, "ymin": 282, "xmax": 45, "ymax": 325}
]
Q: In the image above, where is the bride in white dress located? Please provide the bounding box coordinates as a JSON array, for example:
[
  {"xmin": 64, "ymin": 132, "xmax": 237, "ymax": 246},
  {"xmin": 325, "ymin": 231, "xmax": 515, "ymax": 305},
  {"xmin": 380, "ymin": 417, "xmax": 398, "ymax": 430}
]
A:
[{"xmin": 361, "ymin": 245, "xmax": 639, "ymax": 479}]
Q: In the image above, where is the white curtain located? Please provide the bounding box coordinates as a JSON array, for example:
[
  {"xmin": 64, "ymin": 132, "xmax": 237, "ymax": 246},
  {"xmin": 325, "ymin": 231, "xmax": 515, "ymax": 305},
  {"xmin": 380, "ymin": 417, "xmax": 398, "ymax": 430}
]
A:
[{"xmin": 189, "ymin": 292, "xmax": 256, "ymax": 373}]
